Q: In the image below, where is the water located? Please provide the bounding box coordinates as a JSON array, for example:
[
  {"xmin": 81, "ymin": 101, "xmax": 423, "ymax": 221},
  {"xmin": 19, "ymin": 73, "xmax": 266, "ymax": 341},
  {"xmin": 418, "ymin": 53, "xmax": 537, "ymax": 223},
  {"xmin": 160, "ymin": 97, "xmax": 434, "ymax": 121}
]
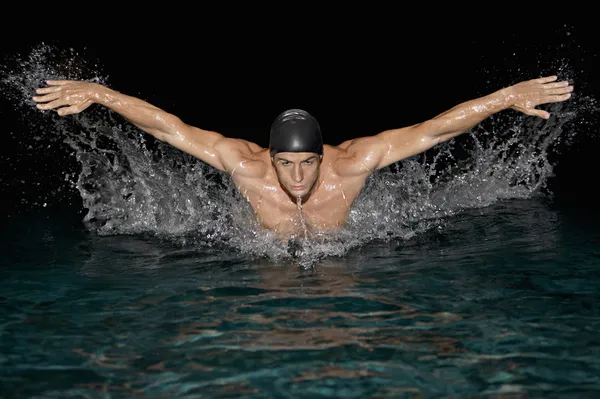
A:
[
  {"xmin": 1, "ymin": 43, "xmax": 600, "ymax": 397},
  {"xmin": 2, "ymin": 199, "xmax": 599, "ymax": 398}
]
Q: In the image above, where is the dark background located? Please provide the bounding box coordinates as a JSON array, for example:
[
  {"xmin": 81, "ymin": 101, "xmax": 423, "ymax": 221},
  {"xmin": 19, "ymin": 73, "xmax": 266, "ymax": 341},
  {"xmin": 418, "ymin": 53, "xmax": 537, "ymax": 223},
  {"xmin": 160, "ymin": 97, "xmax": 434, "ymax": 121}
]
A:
[{"xmin": 1, "ymin": 18, "xmax": 599, "ymax": 223}]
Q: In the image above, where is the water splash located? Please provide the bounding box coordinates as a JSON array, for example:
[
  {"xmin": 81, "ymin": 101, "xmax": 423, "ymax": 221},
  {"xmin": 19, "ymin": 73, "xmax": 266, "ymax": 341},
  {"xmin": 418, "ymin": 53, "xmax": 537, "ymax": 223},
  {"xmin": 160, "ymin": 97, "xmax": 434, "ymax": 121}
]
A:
[
  {"xmin": 2, "ymin": 43, "xmax": 596, "ymax": 267},
  {"xmin": 1, "ymin": 43, "xmax": 108, "ymax": 109},
  {"xmin": 296, "ymin": 196, "xmax": 309, "ymax": 238}
]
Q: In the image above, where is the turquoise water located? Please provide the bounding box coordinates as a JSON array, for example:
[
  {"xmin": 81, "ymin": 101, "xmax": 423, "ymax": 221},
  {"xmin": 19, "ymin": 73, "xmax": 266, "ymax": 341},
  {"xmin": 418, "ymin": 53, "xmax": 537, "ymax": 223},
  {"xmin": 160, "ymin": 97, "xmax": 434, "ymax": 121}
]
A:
[{"xmin": 2, "ymin": 198, "xmax": 599, "ymax": 398}]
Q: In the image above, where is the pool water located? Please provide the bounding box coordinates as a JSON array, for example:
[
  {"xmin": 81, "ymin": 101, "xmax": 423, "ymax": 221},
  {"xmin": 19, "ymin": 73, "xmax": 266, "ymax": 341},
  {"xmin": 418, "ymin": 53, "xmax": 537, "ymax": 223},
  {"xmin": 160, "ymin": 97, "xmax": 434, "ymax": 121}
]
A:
[{"xmin": 2, "ymin": 197, "xmax": 599, "ymax": 398}]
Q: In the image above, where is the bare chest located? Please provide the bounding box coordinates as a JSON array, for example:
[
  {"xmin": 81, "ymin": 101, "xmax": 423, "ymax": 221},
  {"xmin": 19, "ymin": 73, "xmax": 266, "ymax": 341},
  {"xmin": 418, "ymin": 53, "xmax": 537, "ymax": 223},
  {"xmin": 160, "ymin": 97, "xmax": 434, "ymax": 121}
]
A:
[{"xmin": 237, "ymin": 175, "xmax": 365, "ymax": 235}]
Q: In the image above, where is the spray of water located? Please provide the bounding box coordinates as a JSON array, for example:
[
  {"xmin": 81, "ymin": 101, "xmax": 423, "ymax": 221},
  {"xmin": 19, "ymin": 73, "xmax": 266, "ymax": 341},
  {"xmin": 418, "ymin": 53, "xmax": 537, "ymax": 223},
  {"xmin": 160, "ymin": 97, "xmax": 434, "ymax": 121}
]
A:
[{"xmin": 1, "ymin": 43, "xmax": 596, "ymax": 267}]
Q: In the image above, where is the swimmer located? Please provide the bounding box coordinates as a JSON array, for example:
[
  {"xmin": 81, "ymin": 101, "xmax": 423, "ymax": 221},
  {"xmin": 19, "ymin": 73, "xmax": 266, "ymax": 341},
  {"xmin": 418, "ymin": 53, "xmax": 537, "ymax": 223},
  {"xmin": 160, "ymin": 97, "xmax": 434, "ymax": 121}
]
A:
[{"xmin": 32, "ymin": 76, "xmax": 573, "ymax": 238}]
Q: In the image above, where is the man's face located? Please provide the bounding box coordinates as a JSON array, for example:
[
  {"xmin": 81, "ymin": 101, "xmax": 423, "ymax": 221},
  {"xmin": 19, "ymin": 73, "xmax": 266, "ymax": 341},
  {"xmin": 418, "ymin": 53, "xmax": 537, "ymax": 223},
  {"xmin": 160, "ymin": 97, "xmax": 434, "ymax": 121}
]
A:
[{"xmin": 272, "ymin": 152, "xmax": 322, "ymax": 199}]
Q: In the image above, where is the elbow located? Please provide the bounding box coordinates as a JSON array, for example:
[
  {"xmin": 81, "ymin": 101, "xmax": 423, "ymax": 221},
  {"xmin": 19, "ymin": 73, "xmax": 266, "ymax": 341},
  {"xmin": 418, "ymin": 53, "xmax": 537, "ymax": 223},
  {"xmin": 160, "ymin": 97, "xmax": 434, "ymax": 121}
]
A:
[
  {"xmin": 156, "ymin": 115, "xmax": 189, "ymax": 141},
  {"xmin": 436, "ymin": 129, "xmax": 464, "ymax": 144},
  {"xmin": 161, "ymin": 113, "xmax": 185, "ymax": 134},
  {"xmin": 424, "ymin": 119, "xmax": 463, "ymax": 141},
  {"xmin": 154, "ymin": 132, "xmax": 168, "ymax": 142},
  {"xmin": 145, "ymin": 126, "xmax": 177, "ymax": 142}
]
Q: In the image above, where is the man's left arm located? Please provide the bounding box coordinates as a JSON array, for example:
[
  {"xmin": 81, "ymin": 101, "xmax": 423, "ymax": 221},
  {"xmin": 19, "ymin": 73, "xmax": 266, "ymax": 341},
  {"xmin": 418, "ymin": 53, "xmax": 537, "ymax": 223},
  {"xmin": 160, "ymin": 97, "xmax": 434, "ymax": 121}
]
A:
[
  {"xmin": 336, "ymin": 75, "xmax": 573, "ymax": 176},
  {"xmin": 373, "ymin": 75, "xmax": 573, "ymax": 170}
]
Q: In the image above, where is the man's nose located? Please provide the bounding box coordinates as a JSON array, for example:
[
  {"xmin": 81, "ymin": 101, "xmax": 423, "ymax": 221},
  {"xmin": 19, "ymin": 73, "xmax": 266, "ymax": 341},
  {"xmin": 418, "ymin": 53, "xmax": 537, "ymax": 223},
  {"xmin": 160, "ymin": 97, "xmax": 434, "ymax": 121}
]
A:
[{"xmin": 292, "ymin": 165, "xmax": 303, "ymax": 182}]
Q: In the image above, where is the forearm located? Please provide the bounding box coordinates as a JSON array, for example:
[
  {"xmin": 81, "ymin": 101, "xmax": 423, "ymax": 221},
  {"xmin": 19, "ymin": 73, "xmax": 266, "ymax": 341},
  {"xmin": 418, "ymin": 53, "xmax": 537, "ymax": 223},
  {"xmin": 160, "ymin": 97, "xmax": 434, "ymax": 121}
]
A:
[
  {"xmin": 95, "ymin": 86, "xmax": 183, "ymax": 140},
  {"xmin": 427, "ymin": 89, "xmax": 510, "ymax": 142},
  {"xmin": 373, "ymin": 89, "xmax": 512, "ymax": 168},
  {"xmin": 371, "ymin": 75, "xmax": 571, "ymax": 169}
]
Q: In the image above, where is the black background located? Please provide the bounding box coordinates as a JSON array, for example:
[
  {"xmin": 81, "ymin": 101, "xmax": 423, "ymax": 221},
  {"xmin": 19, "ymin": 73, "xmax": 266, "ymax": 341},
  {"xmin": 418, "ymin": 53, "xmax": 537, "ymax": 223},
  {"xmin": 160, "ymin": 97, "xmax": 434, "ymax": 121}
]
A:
[{"xmin": 1, "ymin": 17, "xmax": 599, "ymax": 222}]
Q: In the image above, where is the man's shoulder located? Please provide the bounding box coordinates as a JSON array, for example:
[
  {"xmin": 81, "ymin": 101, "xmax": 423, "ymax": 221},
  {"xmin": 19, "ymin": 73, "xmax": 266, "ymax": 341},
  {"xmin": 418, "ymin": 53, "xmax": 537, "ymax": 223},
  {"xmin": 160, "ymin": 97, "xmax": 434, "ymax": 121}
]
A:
[
  {"xmin": 215, "ymin": 137, "xmax": 266, "ymax": 156},
  {"xmin": 326, "ymin": 136, "xmax": 385, "ymax": 155},
  {"xmin": 213, "ymin": 138, "xmax": 269, "ymax": 177},
  {"xmin": 324, "ymin": 136, "xmax": 387, "ymax": 178}
]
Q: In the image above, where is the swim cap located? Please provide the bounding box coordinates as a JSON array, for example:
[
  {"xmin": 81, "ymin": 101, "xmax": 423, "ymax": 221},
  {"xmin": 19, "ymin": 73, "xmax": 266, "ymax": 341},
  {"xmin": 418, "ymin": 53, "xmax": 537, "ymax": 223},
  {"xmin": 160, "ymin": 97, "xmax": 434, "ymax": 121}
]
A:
[{"xmin": 269, "ymin": 109, "xmax": 323, "ymax": 158}]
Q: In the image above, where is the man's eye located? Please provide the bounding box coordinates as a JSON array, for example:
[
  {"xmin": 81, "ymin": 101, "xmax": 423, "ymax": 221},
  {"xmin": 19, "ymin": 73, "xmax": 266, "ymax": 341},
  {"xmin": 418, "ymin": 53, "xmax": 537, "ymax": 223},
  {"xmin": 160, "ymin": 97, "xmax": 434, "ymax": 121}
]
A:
[{"xmin": 303, "ymin": 160, "xmax": 313, "ymax": 165}]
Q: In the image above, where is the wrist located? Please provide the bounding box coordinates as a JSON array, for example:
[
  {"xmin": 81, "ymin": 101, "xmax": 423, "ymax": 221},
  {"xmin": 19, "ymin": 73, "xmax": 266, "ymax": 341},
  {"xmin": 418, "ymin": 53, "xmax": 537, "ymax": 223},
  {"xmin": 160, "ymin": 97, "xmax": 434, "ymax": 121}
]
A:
[
  {"xmin": 478, "ymin": 89, "xmax": 513, "ymax": 115},
  {"xmin": 93, "ymin": 84, "xmax": 116, "ymax": 107},
  {"xmin": 494, "ymin": 87, "xmax": 516, "ymax": 110}
]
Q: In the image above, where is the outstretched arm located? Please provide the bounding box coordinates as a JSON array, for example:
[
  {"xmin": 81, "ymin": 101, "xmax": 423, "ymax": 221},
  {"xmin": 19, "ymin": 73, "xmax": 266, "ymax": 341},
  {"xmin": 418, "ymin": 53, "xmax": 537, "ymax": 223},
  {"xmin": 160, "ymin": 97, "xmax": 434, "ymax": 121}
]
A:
[
  {"xmin": 32, "ymin": 80, "xmax": 264, "ymax": 175},
  {"xmin": 335, "ymin": 75, "xmax": 573, "ymax": 175}
]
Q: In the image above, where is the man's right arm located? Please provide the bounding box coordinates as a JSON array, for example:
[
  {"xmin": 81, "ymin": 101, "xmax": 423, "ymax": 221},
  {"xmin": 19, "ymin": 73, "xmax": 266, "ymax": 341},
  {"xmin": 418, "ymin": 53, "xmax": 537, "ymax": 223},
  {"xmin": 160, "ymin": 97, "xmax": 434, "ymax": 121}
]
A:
[{"xmin": 32, "ymin": 80, "xmax": 246, "ymax": 172}]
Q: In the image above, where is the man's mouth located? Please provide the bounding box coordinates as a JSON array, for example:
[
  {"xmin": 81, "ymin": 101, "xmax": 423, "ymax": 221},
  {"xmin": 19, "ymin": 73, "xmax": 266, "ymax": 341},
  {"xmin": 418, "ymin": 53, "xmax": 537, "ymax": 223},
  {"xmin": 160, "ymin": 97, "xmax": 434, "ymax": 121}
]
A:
[{"xmin": 291, "ymin": 185, "xmax": 305, "ymax": 191}]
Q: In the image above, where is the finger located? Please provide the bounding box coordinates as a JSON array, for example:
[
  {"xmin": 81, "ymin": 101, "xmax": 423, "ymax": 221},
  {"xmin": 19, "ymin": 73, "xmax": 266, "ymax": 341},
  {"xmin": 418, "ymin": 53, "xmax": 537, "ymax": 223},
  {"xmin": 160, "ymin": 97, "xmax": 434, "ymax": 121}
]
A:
[
  {"xmin": 535, "ymin": 75, "xmax": 558, "ymax": 84},
  {"xmin": 513, "ymin": 105, "xmax": 550, "ymax": 119},
  {"xmin": 540, "ymin": 93, "xmax": 572, "ymax": 104},
  {"xmin": 36, "ymin": 97, "xmax": 69, "ymax": 110},
  {"xmin": 544, "ymin": 86, "xmax": 574, "ymax": 95},
  {"xmin": 542, "ymin": 81, "xmax": 571, "ymax": 89},
  {"xmin": 46, "ymin": 80, "xmax": 74, "ymax": 85},
  {"xmin": 527, "ymin": 108, "xmax": 551, "ymax": 119},
  {"xmin": 538, "ymin": 110, "xmax": 551, "ymax": 119},
  {"xmin": 35, "ymin": 86, "xmax": 63, "ymax": 95},
  {"xmin": 57, "ymin": 100, "xmax": 92, "ymax": 116},
  {"xmin": 32, "ymin": 92, "xmax": 62, "ymax": 103}
]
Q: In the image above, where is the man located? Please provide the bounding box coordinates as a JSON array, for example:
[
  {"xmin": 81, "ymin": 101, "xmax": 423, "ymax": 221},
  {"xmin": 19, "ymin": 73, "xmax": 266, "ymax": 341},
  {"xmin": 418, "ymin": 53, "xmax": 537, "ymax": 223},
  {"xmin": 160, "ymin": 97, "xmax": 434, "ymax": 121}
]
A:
[{"xmin": 32, "ymin": 76, "xmax": 573, "ymax": 238}]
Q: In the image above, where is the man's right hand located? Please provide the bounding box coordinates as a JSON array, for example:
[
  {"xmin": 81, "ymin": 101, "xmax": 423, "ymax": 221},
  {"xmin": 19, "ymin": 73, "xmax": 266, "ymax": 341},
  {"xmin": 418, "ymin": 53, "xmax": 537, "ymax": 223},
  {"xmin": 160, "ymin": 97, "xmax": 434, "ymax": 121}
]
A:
[{"xmin": 32, "ymin": 80, "xmax": 105, "ymax": 116}]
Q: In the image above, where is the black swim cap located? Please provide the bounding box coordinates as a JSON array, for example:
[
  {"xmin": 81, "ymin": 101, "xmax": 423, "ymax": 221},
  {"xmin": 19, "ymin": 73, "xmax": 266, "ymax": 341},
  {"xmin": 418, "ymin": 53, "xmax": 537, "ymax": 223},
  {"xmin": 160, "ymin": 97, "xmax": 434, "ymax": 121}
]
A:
[{"xmin": 269, "ymin": 109, "xmax": 323, "ymax": 158}]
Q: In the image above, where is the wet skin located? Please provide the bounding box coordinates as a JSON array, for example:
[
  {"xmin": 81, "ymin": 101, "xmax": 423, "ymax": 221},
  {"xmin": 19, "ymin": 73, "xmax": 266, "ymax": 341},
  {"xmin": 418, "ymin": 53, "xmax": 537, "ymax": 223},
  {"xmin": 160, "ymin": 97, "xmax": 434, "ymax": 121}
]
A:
[{"xmin": 32, "ymin": 76, "xmax": 574, "ymax": 238}]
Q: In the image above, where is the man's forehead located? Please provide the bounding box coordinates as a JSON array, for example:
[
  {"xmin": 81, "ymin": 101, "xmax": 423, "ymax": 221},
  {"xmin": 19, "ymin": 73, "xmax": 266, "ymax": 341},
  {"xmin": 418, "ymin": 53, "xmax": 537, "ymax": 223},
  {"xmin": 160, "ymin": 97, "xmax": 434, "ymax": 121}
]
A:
[{"xmin": 273, "ymin": 152, "xmax": 319, "ymax": 161}]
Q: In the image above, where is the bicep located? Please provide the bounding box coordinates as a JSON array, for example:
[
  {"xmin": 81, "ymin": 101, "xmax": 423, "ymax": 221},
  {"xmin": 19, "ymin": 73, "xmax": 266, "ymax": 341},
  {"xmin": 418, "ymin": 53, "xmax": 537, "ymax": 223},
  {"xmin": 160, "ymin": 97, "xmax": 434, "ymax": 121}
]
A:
[
  {"xmin": 162, "ymin": 124, "xmax": 233, "ymax": 171},
  {"xmin": 375, "ymin": 122, "xmax": 439, "ymax": 169},
  {"xmin": 333, "ymin": 136, "xmax": 388, "ymax": 177},
  {"xmin": 169, "ymin": 133, "xmax": 266, "ymax": 177}
]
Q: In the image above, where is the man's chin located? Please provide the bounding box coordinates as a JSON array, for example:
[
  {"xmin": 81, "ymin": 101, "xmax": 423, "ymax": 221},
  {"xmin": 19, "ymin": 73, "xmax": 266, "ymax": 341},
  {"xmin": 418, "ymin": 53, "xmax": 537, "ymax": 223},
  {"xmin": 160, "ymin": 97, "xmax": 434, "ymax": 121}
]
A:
[{"xmin": 285, "ymin": 187, "xmax": 310, "ymax": 200}]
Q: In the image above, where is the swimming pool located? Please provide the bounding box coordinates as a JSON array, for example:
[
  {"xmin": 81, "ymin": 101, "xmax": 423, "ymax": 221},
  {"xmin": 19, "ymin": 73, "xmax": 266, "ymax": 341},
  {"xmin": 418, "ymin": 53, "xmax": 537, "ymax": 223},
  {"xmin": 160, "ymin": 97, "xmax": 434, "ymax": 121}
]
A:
[{"xmin": 2, "ymin": 197, "xmax": 599, "ymax": 398}]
